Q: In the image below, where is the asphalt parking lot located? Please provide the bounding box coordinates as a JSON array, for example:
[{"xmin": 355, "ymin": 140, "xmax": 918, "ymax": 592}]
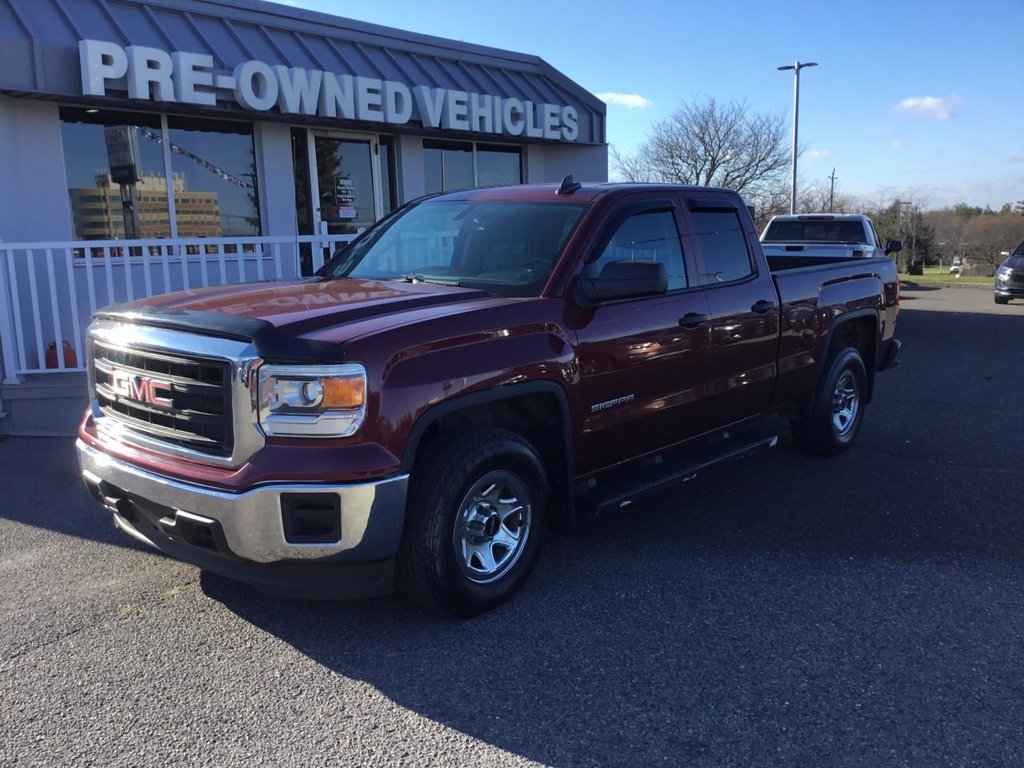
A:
[{"xmin": 2, "ymin": 284, "xmax": 1022, "ymax": 767}]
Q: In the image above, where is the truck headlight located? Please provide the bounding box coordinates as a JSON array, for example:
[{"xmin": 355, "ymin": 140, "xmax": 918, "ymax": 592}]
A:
[
  {"xmin": 257, "ymin": 364, "xmax": 366, "ymax": 437},
  {"xmin": 997, "ymin": 266, "xmax": 1012, "ymax": 281}
]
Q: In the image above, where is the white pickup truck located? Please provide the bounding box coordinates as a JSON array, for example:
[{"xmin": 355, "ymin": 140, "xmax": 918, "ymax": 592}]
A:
[{"xmin": 760, "ymin": 214, "xmax": 902, "ymax": 260}]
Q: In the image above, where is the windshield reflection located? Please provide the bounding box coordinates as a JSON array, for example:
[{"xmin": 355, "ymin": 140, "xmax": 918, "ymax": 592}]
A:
[{"xmin": 321, "ymin": 199, "xmax": 588, "ymax": 298}]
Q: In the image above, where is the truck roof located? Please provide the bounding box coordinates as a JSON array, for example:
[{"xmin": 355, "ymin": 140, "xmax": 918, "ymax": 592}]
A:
[
  {"xmin": 768, "ymin": 213, "xmax": 871, "ymax": 221},
  {"xmin": 425, "ymin": 182, "xmax": 741, "ymax": 204}
]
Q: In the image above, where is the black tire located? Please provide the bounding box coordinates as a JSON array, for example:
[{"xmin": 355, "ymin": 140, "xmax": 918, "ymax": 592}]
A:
[
  {"xmin": 994, "ymin": 296, "xmax": 1010, "ymax": 305},
  {"xmin": 396, "ymin": 427, "xmax": 548, "ymax": 616},
  {"xmin": 790, "ymin": 346, "xmax": 868, "ymax": 457}
]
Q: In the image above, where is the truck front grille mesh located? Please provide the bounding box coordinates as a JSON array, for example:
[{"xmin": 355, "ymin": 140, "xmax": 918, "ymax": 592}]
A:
[{"xmin": 92, "ymin": 342, "xmax": 234, "ymax": 457}]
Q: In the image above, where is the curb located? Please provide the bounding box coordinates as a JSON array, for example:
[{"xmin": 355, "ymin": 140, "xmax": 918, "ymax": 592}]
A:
[{"xmin": 900, "ymin": 280, "xmax": 991, "ymax": 291}]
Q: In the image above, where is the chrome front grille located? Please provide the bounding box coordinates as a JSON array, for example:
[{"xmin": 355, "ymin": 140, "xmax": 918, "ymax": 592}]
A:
[{"xmin": 92, "ymin": 341, "xmax": 234, "ymax": 457}]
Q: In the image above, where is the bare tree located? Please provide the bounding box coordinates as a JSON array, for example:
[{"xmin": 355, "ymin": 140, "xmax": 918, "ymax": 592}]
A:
[
  {"xmin": 608, "ymin": 145, "xmax": 658, "ymax": 183},
  {"xmin": 964, "ymin": 214, "xmax": 1024, "ymax": 268},
  {"xmin": 612, "ymin": 97, "xmax": 790, "ymax": 197},
  {"xmin": 752, "ymin": 181, "xmax": 792, "ymax": 233},
  {"xmin": 925, "ymin": 208, "xmax": 971, "ymax": 265},
  {"xmin": 923, "ymin": 205, "xmax": 1024, "ymax": 272},
  {"xmin": 798, "ymin": 180, "xmax": 862, "ymax": 214}
]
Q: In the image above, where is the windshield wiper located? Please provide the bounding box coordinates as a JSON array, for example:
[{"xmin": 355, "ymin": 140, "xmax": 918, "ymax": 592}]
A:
[{"xmin": 402, "ymin": 273, "xmax": 462, "ymax": 287}]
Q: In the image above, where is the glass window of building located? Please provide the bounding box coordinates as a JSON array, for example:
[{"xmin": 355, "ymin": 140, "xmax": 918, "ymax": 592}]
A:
[
  {"xmin": 379, "ymin": 136, "xmax": 396, "ymax": 217},
  {"xmin": 424, "ymin": 140, "xmax": 519, "ymax": 193},
  {"xmin": 312, "ymin": 135, "xmax": 376, "ymax": 236},
  {"xmin": 166, "ymin": 116, "xmax": 260, "ymax": 237},
  {"xmin": 476, "ymin": 145, "xmax": 522, "ymax": 187},
  {"xmin": 291, "ymin": 127, "xmax": 314, "ymax": 237},
  {"xmin": 59, "ymin": 107, "xmax": 169, "ymax": 240}
]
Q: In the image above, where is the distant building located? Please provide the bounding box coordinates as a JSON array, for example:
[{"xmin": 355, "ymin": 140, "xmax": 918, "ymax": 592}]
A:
[{"xmin": 69, "ymin": 173, "xmax": 221, "ymax": 240}]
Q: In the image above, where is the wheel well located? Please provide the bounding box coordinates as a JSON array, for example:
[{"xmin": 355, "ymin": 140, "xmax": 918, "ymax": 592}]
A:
[
  {"xmin": 407, "ymin": 392, "xmax": 573, "ymax": 527},
  {"xmin": 829, "ymin": 314, "xmax": 877, "ymax": 400}
]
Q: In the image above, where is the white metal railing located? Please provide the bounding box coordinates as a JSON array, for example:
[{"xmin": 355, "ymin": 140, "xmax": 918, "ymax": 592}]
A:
[{"xmin": 0, "ymin": 234, "xmax": 355, "ymax": 377}]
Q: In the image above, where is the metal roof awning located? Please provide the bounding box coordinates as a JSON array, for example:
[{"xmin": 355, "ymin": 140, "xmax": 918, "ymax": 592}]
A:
[{"xmin": 0, "ymin": 0, "xmax": 605, "ymax": 144}]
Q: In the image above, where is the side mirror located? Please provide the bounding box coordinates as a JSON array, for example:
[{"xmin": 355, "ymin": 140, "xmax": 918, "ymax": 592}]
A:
[
  {"xmin": 579, "ymin": 260, "xmax": 668, "ymax": 302},
  {"xmin": 885, "ymin": 239, "xmax": 903, "ymax": 255}
]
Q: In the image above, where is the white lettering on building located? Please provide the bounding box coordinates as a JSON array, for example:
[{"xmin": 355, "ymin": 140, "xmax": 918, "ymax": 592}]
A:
[
  {"xmin": 78, "ymin": 39, "xmax": 581, "ymax": 142},
  {"xmin": 171, "ymin": 51, "xmax": 216, "ymax": 106}
]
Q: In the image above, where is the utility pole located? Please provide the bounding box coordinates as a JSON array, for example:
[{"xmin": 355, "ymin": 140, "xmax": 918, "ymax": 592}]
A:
[
  {"xmin": 895, "ymin": 199, "xmax": 914, "ymax": 271},
  {"xmin": 828, "ymin": 168, "xmax": 837, "ymax": 212},
  {"xmin": 777, "ymin": 60, "xmax": 818, "ymax": 214}
]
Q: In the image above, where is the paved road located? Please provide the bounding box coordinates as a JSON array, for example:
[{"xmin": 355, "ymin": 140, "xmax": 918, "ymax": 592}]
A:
[{"xmin": 2, "ymin": 285, "xmax": 1022, "ymax": 767}]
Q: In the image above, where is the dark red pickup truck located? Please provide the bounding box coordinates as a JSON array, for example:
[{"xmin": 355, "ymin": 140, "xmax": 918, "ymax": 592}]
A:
[{"xmin": 78, "ymin": 181, "xmax": 901, "ymax": 615}]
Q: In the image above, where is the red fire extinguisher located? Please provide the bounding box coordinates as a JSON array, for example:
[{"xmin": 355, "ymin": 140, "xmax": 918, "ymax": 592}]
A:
[{"xmin": 45, "ymin": 340, "xmax": 78, "ymax": 369}]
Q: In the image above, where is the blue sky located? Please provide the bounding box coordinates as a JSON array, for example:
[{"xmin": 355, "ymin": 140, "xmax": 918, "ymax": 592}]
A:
[{"xmin": 280, "ymin": 0, "xmax": 1022, "ymax": 209}]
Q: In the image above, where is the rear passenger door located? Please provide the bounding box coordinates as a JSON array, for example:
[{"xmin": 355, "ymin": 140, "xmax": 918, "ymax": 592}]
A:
[
  {"xmin": 683, "ymin": 195, "xmax": 780, "ymax": 426},
  {"xmin": 573, "ymin": 197, "xmax": 713, "ymax": 474}
]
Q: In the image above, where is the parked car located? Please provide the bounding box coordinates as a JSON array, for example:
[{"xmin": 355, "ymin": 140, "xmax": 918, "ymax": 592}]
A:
[
  {"xmin": 994, "ymin": 241, "xmax": 1024, "ymax": 304},
  {"xmin": 950, "ymin": 257, "xmax": 964, "ymax": 275},
  {"xmin": 761, "ymin": 213, "xmax": 901, "ymax": 261},
  {"xmin": 78, "ymin": 181, "xmax": 902, "ymax": 615}
]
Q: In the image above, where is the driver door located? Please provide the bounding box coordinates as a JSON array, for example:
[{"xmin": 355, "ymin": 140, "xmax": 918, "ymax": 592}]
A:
[{"xmin": 573, "ymin": 199, "xmax": 713, "ymax": 475}]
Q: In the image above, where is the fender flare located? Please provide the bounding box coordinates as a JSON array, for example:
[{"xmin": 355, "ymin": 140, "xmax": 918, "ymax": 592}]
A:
[
  {"xmin": 400, "ymin": 380, "xmax": 574, "ymax": 474},
  {"xmin": 814, "ymin": 307, "xmax": 880, "ymax": 401}
]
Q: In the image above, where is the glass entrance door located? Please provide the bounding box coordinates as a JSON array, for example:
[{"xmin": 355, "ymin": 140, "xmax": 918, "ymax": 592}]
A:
[{"xmin": 310, "ymin": 134, "xmax": 380, "ymax": 237}]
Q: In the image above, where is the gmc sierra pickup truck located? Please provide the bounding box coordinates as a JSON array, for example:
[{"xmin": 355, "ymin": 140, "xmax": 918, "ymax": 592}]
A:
[
  {"xmin": 761, "ymin": 213, "xmax": 901, "ymax": 260},
  {"xmin": 78, "ymin": 181, "xmax": 901, "ymax": 615}
]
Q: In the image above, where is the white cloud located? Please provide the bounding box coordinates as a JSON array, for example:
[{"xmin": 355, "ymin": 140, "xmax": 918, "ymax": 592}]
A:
[
  {"xmin": 597, "ymin": 92, "xmax": 651, "ymax": 109},
  {"xmin": 889, "ymin": 139, "xmax": 914, "ymax": 149},
  {"xmin": 806, "ymin": 149, "xmax": 831, "ymax": 161},
  {"xmin": 894, "ymin": 96, "xmax": 962, "ymax": 121}
]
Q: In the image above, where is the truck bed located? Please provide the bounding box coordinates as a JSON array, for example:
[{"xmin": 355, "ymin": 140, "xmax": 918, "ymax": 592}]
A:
[{"xmin": 766, "ymin": 253, "xmax": 889, "ymax": 272}]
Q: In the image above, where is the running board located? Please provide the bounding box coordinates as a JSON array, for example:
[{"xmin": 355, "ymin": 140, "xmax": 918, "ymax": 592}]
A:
[{"xmin": 576, "ymin": 431, "xmax": 779, "ymax": 515}]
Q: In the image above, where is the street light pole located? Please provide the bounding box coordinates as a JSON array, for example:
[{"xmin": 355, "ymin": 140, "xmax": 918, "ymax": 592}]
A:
[{"xmin": 778, "ymin": 60, "xmax": 817, "ymax": 214}]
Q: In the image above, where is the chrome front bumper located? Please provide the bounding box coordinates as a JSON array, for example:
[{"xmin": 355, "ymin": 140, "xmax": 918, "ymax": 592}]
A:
[{"xmin": 77, "ymin": 439, "xmax": 408, "ymax": 565}]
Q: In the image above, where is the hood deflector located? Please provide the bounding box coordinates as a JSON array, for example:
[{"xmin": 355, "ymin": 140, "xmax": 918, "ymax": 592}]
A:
[{"xmin": 94, "ymin": 304, "xmax": 343, "ymax": 364}]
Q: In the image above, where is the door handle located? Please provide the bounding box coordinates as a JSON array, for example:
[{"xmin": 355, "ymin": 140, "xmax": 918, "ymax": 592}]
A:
[
  {"xmin": 678, "ymin": 312, "xmax": 709, "ymax": 329},
  {"xmin": 750, "ymin": 300, "xmax": 776, "ymax": 315}
]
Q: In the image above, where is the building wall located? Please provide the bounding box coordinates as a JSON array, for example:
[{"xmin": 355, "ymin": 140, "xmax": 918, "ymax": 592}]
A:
[
  {"xmin": 526, "ymin": 143, "xmax": 609, "ymax": 185},
  {"xmin": 397, "ymin": 135, "xmax": 427, "ymax": 202},
  {"xmin": 0, "ymin": 96, "xmax": 73, "ymax": 243},
  {"xmin": 254, "ymin": 122, "xmax": 298, "ymax": 238}
]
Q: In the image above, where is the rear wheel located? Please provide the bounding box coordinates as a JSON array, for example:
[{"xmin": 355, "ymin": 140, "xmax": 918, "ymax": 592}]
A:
[
  {"xmin": 791, "ymin": 346, "xmax": 868, "ymax": 457},
  {"xmin": 396, "ymin": 427, "xmax": 548, "ymax": 616},
  {"xmin": 994, "ymin": 295, "xmax": 1010, "ymax": 305}
]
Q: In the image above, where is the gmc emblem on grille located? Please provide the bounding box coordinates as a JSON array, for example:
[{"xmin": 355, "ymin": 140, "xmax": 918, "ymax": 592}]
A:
[{"xmin": 111, "ymin": 369, "xmax": 173, "ymax": 408}]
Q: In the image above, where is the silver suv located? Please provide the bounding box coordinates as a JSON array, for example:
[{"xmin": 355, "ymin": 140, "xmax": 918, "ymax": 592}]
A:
[{"xmin": 994, "ymin": 242, "xmax": 1024, "ymax": 305}]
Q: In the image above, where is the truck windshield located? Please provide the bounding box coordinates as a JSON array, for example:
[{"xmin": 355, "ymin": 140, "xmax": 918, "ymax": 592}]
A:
[
  {"xmin": 763, "ymin": 220, "xmax": 866, "ymax": 243},
  {"xmin": 320, "ymin": 199, "xmax": 588, "ymax": 298}
]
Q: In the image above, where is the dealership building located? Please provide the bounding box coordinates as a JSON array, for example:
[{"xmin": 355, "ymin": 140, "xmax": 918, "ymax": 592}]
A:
[{"xmin": 0, "ymin": 0, "xmax": 607, "ymax": 434}]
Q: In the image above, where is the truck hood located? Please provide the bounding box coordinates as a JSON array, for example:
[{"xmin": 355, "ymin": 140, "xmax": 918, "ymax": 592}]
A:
[
  {"xmin": 122, "ymin": 277, "xmax": 495, "ymax": 337},
  {"xmin": 96, "ymin": 278, "xmax": 499, "ymax": 362}
]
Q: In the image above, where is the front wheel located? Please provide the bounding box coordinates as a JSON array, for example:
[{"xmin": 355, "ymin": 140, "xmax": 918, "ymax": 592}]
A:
[
  {"xmin": 396, "ymin": 428, "xmax": 548, "ymax": 616},
  {"xmin": 790, "ymin": 346, "xmax": 868, "ymax": 457},
  {"xmin": 994, "ymin": 295, "xmax": 1010, "ymax": 305}
]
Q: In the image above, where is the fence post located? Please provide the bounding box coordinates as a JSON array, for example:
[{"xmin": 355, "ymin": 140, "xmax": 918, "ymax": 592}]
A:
[{"xmin": 0, "ymin": 246, "xmax": 25, "ymax": 384}]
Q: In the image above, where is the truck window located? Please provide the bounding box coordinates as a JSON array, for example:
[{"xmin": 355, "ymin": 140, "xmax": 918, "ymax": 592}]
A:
[
  {"xmin": 324, "ymin": 199, "xmax": 587, "ymax": 298},
  {"xmin": 691, "ymin": 209, "xmax": 753, "ymax": 285},
  {"xmin": 763, "ymin": 220, "xmax": 867, "ymax": 243},
  {"xmin": 590, "ymin": 210, "xmax": 687, "ymax": 291}
]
